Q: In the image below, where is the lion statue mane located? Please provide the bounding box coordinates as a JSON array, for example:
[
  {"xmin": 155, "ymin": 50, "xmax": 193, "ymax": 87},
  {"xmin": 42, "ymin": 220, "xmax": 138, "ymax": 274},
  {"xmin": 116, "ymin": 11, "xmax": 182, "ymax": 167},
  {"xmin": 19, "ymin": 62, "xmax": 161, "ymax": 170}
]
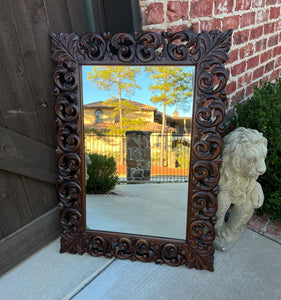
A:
[{"xmin": 214, "ymin": 127, "xmax": 267, "ymax": 251}]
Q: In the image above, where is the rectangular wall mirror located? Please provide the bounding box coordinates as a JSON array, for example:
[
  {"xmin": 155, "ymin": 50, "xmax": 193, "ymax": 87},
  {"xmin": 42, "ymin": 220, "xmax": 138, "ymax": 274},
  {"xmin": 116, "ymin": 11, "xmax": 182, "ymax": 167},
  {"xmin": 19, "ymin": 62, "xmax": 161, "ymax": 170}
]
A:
[
  {"xmin": 82, "ymin": 65, "xmax": 194, "ymax": 240},
  {"xmin": 51, "ymin": 30, "xmax": 232, "ymax": 271}
]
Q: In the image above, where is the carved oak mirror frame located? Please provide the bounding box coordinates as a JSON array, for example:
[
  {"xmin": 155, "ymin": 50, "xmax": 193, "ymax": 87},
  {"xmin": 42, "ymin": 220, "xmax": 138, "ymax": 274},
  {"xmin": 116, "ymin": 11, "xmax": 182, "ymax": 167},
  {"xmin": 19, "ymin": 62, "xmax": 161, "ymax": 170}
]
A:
[{"xmin": 51, "ymin": 30, "xmax": 232, "ymax": 272}]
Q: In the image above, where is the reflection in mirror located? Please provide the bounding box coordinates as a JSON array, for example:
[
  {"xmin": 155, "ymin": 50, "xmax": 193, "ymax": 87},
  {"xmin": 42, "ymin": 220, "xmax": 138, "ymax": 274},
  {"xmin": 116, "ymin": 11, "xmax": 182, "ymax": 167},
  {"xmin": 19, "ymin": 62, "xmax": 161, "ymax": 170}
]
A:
[{"xmin": 82, "ymin": 66, "xmax": 195, "ymax": 239}]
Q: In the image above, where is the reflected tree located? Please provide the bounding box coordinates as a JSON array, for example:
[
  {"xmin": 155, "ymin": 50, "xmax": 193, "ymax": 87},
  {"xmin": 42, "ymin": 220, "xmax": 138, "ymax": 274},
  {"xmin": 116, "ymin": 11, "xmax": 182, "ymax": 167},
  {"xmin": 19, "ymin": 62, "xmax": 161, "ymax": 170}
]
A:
[
  {"xmin": 145, "ymin": 67, "xmax": 193, "ymax": 167},
  {"xmin": 87, "ymin": 66, "xmax": 141, "ymax": 163}
]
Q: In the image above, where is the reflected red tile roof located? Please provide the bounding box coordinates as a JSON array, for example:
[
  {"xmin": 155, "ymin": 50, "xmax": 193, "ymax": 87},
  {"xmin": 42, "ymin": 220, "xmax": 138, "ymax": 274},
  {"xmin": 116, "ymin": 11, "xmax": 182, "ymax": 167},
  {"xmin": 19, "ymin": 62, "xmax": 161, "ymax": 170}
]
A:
[{"xmin": 84, "ymin": 99, "xmax": 157, "ymax": 111}]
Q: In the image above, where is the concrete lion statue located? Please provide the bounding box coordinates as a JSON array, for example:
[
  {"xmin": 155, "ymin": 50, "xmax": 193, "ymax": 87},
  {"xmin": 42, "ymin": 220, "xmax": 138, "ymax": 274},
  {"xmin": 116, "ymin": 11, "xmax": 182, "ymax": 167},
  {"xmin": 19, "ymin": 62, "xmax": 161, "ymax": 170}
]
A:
[
  {"xmin": 214, "ymin": 127, "xmax": 267, "ymax": 251},
  {"xmin": 85, "ymin": 153, "xmax": 92, "ymax": 183}
]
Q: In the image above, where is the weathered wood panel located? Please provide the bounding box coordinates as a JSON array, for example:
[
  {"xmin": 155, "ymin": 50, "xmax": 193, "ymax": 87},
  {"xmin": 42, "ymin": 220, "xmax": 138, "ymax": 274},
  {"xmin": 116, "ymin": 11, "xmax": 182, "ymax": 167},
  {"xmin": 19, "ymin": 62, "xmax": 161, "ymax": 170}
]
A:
[
  {"xmin": 0, "ymin": 0, "xmax": 86, "ymax": 272},
  {"xmin": 0, "ymin": 207, "xmax": 60, "ymax": 276},
  {"xmin": 67, "ymin": 0, "xmax": 89, "ymax": 34},
  {"xmin": 43, "ymin": 0, "xmax": 73, "ymax": 33},
  {"xmin": 0, "ymin": 127, "xmax": 56, "ymax": 184},
  {"xmin": 0, "ymin": 227, "xmax": 4, "ymax": 240},
  {"xmin": 9, "ymin": 0, "xmax": 57, "ymax": 147},
  {"xmin": 0, "ymin": 170, "xmax": 33, "ymax": 237},
  {"xmin": 0, "ymin": 110, "xmax": 5, "ymax": 128},
  {"xmin": 23, "ymin": 178, "xmax": 57, "ymax": 219},
  {"xmin": 0, "ymin": 0, "xmax": 44, "ymax": 142}
]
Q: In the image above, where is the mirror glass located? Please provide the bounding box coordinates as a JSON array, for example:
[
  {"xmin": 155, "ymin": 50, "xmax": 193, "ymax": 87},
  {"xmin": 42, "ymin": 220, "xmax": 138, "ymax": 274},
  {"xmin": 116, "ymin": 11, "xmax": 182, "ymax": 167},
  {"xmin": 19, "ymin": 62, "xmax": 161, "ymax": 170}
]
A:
[{"xmin": 82, "ymin": 65, "xmax": 195, "ymax": 239}]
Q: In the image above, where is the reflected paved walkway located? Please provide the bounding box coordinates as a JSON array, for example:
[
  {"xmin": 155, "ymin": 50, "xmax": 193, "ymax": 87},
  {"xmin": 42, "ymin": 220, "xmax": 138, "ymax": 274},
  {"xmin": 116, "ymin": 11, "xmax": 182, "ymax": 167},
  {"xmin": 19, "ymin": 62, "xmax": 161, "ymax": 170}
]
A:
[{"xmin": 86, "ymin": 183, "xmax": 188, "ymax": 240}]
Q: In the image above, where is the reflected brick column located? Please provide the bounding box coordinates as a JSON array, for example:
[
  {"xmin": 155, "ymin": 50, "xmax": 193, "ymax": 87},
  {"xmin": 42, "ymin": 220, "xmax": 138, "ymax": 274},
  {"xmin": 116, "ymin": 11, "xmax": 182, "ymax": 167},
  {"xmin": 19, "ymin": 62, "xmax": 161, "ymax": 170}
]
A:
[{"xmin": 126, "ymin": 131, "xmax": 151, "ymax": 182}]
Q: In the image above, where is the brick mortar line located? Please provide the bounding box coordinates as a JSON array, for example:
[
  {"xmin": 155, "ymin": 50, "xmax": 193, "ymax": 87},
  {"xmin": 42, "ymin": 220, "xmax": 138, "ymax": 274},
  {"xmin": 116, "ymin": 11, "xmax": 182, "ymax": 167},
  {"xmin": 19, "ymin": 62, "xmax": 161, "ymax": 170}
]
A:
[
  {"xmin": 143, "ymin": 21, "xmax": 280, "ymax": 37},
  {"xmin": 142, "ymin": 11, "xmax": 280, "ymax": 23},
  {"xmin": 226, "ymin": 59, "xmax": 280, "ymax": 73},
  {"xmin": 230, "ymin": 38, "xmax": 281, "ymax": 52},
  {"xmin": 141, "ymin": 27, "xmax": 280, "ymax": 46},
  {"xmin": 227, "ymin": 70, "xmax": 279, "ymax": 96},
  {"xmin": 196, "ymin": 12, "xmax": 280, "ymax": 23},
  {"xmin": 227, "ymin": 64, "xmax": 280, "ymax": 85},
  {"xmin": 227, "ymin": 71, "xmax": 280, "ymax": 103},
  {"xmin": 162, "ymin": 0, "xmax": 169, "ymax": 32},
  {"xmin": 213, "ymin": 4, "xmax": 280, "ymax": 16},
  {"xmin": 141, "ymin": 5, "xmax": 281, "ymax": 23},
  {"xmin": 140, "ymin": 0, "xmax": 280, "ymax": 10},
  {"xmin": 226, "ymin": 57, "xmax": 280, "ymax": 74},
  {"xmin": 143, "ymin": 20, "xmax": 191, "ymax": 30},
  {"xmin": 226, "ymin": 65, "xmax": 278, "ymax": 83},
  {"xmin": 143, "ymin": 19, "xmax": 280, "ymax": 30}
]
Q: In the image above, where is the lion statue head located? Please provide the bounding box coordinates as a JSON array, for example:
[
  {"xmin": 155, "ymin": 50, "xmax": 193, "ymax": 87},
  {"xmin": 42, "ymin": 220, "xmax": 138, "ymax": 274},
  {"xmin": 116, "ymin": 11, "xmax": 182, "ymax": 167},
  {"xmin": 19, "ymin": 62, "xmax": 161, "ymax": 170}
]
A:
[{"xmin": 219, "ymin": 127, "xmax": 267, "ymax": 204}]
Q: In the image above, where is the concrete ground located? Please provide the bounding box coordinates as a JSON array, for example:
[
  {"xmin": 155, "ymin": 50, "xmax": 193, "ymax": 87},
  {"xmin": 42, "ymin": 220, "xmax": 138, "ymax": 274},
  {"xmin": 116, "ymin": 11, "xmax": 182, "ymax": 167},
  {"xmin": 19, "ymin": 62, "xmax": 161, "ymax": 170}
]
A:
[{"xmin": 1, "ymin": 183, "xmax": 281, "ymax": 300}]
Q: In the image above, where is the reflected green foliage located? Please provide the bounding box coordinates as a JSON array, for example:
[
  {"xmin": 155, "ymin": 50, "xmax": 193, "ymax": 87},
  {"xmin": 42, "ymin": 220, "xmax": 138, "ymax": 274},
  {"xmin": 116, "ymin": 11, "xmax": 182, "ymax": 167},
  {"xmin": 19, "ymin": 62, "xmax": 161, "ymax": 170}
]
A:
[
  {"xmin": 86, "ymin": 153, "xmax": 119, "ymax": 194},
  {"xmin": 107, "ymin": 117, "xmax": 146, "ymax": 135},
  {"xmin": 84, "ymin": 126, "xmax": 105, "ymax": 136},
  {"xmin": 145, "ymin": 66, "xmax": 193, "ymax": 111}
]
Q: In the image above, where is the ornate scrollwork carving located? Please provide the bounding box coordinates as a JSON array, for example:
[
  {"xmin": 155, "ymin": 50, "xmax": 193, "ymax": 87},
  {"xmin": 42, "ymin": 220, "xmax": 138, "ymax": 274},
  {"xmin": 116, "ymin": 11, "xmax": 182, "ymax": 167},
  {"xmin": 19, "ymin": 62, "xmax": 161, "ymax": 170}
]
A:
[
  {"xmin": 136, "ymin": 32, "xmax": 165, "ymax": 62},
  {"xmin": 53, "ymin": 65, "xmax": 78, "ymax": 92},
  {"xmin": 134, "ymin": 239, "xmax": 156, "ymax": 262},
  {"xmin": 60, "ymin": 230, "xmax": 85, "ymax": 255},
  {"xmin": 197, "ymin": 30, "xmax": 232, "ymax": 69},
  {"xmin": 58, "ymin": 182, "xmax": 81, "ymax": 209},
  {"xmin": 51, "ymin": 29, "xmax": 232, "ymax": 272},
  {"xmin": 165, "ymin": 31, "xmax": 198, "ymax": 61},
  {"xmin": 192, "ymin": 161, "xmax": 220, "ymax": 191},
  {"xmin": 191, "ymin": 192, "xmax": 217, "ymax": 220},
  {"xmin": 86, "ymin": 236, "xmax": 108, "ymax": 257},
  {"xmin": 161, "ymin": 243, "xmax": 185, "ymax": 266},
  {"xmin": 195, "ymin": 98, "xmax": 226, "ymax": 129},
  {"xmin": 110, "ymin": 33, "xmax": 136, "ymax": 62},
  {"xmin": 50, "ymin": 32, "xmax": 83, "ymax": 67},
  {"xmin": 190, "ymin": 220, "xmax": 215, "ymax": 243},
  {"xmin": 193, "ymin": 132, "xmax": 221, "ymax": 160},
  {"xmin": 57, "ymin": 124, "xmax": 80, "ymax": 152},
  {"xmin": 58, "ymin": 153, "xmax": 81, "ymax": 175},
  {"xmin": 55, "ymin": 93, "xmax": 79, "ymax": 122},
  {"xmin": 184, "ymin": 243, "xmax": 214, "ymax": 271},
  {"xmin": 60, "ymin": 208, "xmax": 82, "ymax": 231},
  {"xmin": 113, "ymin": 237, "xmax": 133, "ymax": 260},
  {"xmin": 80, "ymin": 33, "xmax": 107, "ymax": 60}
]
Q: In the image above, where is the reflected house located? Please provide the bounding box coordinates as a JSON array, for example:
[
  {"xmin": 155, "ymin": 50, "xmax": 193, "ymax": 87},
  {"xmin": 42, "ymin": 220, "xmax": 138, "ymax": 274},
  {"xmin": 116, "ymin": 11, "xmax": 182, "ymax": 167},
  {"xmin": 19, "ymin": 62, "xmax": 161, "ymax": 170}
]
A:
[
  {"xmin": 84, "ymin": 99, "xmax": 191, "ymax": 169},
  {"xmin": 84, "ymin": 99, "xmax": 191, "ymax": 134},
  {"xmin": 154, "ymin": 109, "xmax": 192, "ymax": 135}
]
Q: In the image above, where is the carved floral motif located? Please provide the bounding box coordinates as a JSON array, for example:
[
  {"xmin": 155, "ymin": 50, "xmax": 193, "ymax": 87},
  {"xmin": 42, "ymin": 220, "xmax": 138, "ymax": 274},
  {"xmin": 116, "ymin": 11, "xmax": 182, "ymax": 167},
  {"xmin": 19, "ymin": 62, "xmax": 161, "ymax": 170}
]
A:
[{"xmin": 51, "ymin": 29, "xmax": 232, "ymax": 272}]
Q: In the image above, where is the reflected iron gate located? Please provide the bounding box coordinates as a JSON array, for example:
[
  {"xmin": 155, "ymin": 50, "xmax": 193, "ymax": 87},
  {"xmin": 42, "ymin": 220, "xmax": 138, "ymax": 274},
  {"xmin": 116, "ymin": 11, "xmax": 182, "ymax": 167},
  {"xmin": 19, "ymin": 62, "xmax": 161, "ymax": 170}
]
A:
[{"xmin": 85, "ymin": 133, "xmax": 191, "ymax": 182}]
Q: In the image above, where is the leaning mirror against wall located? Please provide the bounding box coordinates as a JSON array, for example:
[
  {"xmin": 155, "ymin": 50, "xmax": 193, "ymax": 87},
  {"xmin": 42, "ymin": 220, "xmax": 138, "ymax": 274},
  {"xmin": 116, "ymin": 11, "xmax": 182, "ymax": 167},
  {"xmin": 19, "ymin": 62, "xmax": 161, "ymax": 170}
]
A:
[
  {"xmin": 82, "ymin": 65, "xmax": 195, "ymax": 240},
  {"xmin": 51, "ymin": 30, "xmax": 232, "ymax": 271}
]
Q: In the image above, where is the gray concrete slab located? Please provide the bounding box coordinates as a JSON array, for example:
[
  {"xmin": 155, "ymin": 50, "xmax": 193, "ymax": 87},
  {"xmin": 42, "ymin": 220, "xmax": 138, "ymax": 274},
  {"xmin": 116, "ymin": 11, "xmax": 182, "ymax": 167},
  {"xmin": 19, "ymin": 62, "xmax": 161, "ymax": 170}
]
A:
[
  {"xmin": 0, "ymin": 239, "xmax": 115, "ymax": 300},
  {"xmin": 73, "ymin": 229, "xmax": 281, "ymax": 300}
]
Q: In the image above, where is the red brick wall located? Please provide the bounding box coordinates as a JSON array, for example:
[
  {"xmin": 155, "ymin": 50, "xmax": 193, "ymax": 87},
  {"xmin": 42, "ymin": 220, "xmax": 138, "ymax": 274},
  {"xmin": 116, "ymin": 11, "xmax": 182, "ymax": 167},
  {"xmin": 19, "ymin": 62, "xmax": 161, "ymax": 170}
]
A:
[{"xmin": 139, "ymin": 0, "xmax": 281, "ymax": 111}]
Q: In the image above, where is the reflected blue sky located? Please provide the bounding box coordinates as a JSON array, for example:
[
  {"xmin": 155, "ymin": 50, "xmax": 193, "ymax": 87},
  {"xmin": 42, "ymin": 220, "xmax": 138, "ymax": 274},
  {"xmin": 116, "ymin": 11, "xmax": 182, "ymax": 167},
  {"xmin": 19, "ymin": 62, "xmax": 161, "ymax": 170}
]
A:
[{"xmin": 82, "ymin": 66, "xmax": 194, "ymax": 117}]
